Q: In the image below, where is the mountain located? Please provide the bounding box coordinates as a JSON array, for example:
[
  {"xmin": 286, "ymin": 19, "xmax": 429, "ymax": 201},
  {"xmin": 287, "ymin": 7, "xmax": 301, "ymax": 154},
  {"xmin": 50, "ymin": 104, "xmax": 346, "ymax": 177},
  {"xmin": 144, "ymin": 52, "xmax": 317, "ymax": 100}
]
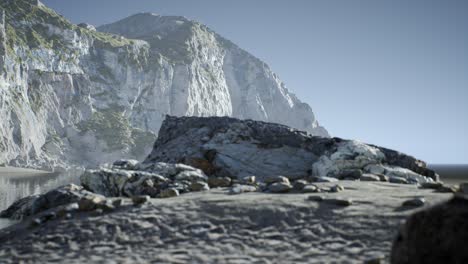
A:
[{"xmin": 0, "ymin": 0, "xmax": 328, "ymax": 170}]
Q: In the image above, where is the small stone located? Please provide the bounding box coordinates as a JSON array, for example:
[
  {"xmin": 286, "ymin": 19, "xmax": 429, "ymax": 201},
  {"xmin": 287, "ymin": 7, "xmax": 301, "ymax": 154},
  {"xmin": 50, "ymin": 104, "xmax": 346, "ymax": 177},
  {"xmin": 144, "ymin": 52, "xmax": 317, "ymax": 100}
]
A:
[
  {"xmin": 190, "ymin": 181, "xmax": 210, "ymax": 192},
  {"xmin": 377, "ymin": 174, "xmax": 389, "ymax": 182},
  {"xmin": 241, "ymin": 176, "xmax": 256, "ymax": 185},
  {"xmin": 360, "ymin": 174, "xmax": 381, "ymax": 182},
  {"xmin": 311, "ymin": 176, "xmax": 339, "ymax": 183},
  {"xmin": 337, "ymin": 169, "xmax": 363, "ymax": 180},
  {"xmin": 330, "ymin": 184, "xmax": 345, "ymax": 193},
  {"xmin": 94, "ymin": 208, "xmax": 104, "ymax": 214},
  {"xmin": 160, "ymin": 188, "xmax": 179, "ymax": 198},
  {"xmin": 207, "ymin": 176, "xmax": 232, "ymax": 188},
  {"xmin": 132, "ymin": 195, "xmax": 151, "ymax": 205},
  {"xmin": 307, "ymin": 195, "xmax": 324, "ymax": 202},
  {"xmin": 78, "ymin": 196, "xmax": 106, "ymax": 211},
  {"xmin": 293, "ymin": 180, "xmax": 308, "ymax": 191},
  {"xmin": 420, "ymin": 182, "xmax": 444, "ymax": 189},
  {"xmin": 389, "ymin": 176, "xmax": 408, "ymax": 184},
  {"xmin": 437, "ymin": 185, "xmax": 459, "ymax": 193},
  {"xmin": 402, "ymin": 198, "xmax": 425, "ymax": 207},
  {"xmin": 301, "ymin": 184, "xmax": 319, "ymax": 193},
  {"xmin": 65, "ymin": 213, "xmax": 72, "ymax": 219},
  {"xmin": 229, "ymin": 184, "xmax": 257, "ymax": 195},
  {"xmin": 264, "ymin": 175, "xmax": 290, "ymax": 185},
  {"xmin": 112, "ymin": 199, "xmax": 123, "ymax": 207},
  {"xmin": 268, "ymin": 182, "xmax": 292, "ymax": 193},
  {"xmin": 32, "ymin": 218, "xmax": 42, "ymax": 226},
  {"xmin": 326, "ymin": 198, "xmax": 353, "ymax": 206}
]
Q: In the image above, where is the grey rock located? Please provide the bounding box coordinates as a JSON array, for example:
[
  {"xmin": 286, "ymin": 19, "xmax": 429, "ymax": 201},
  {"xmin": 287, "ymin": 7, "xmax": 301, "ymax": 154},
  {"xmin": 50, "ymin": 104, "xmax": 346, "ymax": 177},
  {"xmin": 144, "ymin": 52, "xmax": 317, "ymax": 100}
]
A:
[
  {"xmin": 392, "ymin": 195, "xmax": 468, "ymax": 264},
  {"xmin": 302, "ymin": 184, "xmax": 319, "ymax": 193},
  {"xmin": 240, "ymin": 176, "xmax": 256, "ymax": 185},
  {"xmin": 307, "ymin": 195, "xmax": 324, "ymax": 202},
  {"xmin": 312, "ymin": 176, "xmax": 339, "ymax": 183},
  {"xmin": 113, "ymin": 159, "xmax": 140, "ymax": 170},
  {"xmin": 360, "ymin": 174, "xmax": 381, "ymax": 182},
  {"xmin": 419, "ymin": 182, "xmax": 444, "ymax": 189},
  {"xmin": 402, "ymin": 198, "xmax": 425, "ymax": 207},
  {"xmin": 207, "ymin": 176, "xmax": 232, "ymax": 188},
  {"xmin": 293, "ymin": 180, "xmax": 308, "ymax": 191},
  {"xmin": 337, "ymin": 169, "xmax": 363, "ymax": 180},
  {"xmin": 190, "ymin": 181, "xmax": 210, "ymax": 192},
  {"xmin": 389, "ymin": 177, "xmax": 409, "ymax": 184},
  {"xmin": 131, "ymin": 195, "xmax": 151, "ymax": 205},
  {"xmin": 325, "ymin": 198, "xmax": 353, "ymax": 206},
  {"xmin": 268, "ymin": 182, "xmax": 292, "ymax": 193},
  {"xmin": 78, "ymin": 195, "xmax": 107, "ymax": 211},
  {"xmin": 159, "ymin": 188, "xmax": 180, "ymax": 198},
  {"xmin": 330, "ymin": 184, "xmax": 345, "ymax": 192},
  {"xmin": 437, "ymin": 185, "xmax": 459, "ymax": 193},
  {"xmin": 264, "ymin": 175, "xmax": 290, "ymax": 185},
  {"xmin": 229, "ymin": 184, "xmax": 257, "ymax": 195}
]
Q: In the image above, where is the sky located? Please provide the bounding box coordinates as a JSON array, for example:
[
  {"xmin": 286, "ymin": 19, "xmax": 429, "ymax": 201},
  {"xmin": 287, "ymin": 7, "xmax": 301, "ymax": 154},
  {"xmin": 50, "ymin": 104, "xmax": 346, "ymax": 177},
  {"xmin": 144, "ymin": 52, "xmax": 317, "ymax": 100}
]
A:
[{"xmin": 42, "ymin": 0, "xmax": 468, "ymax": 164}]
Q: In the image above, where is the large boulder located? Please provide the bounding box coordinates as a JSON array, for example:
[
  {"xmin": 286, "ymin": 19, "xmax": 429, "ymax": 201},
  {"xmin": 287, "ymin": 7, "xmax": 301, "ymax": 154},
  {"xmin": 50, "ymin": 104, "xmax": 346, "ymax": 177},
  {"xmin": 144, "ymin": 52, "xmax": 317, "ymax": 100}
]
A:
[
  {"xmin": 391, "ymin": 194, "xmax": 468, "ymax": 263},
  {"xmin": 144, "ymin": 116, "xmax": 438, "ymax": 182}
]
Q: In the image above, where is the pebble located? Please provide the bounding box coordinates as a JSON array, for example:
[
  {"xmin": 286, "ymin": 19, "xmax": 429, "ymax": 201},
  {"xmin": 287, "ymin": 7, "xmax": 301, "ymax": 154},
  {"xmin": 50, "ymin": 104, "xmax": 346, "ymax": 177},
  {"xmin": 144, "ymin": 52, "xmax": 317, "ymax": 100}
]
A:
[
  {"xmin": 420, "ymin": 182, "xmax": 444, "ymax": 189},
  {"xmin": 207, "ymin": 176, "xmax": 232, "ymax": 188},
  {"xmin": 264, "ymin": 175, "xmax": 290, "ymax": 185},
  {"xmin": 268, "ymin": 182, "xmax": 292, "ymax": 193},
  {"xmin": 160, "ymin": 188, "xmax": 180, "ymax": 198},
  {"xmin": 241, "ymin": 176, "xmax": 256, "ymax": 185},
  {"xmin": 325, "ymin": 198, "xmax": 353, "ymax": 206},
  {"xmin": 312, "ymin": 176, "xmax": 339, "ymax": 183},
  {"xmin": 402, "ymin": 198, "xmax": 425, "ymax": 207},
  {"xmin": 360, "ymin": 174, "xmax": 381, "ymax": 182},
  {"xmin": 301, "ymin": 184, "xmax": 319, "ymax": 193},
  {"xmin": 229, "ymin": 184, "xmax": 257, "ymax": 195},
  {"xmin": 389, "ymin": 177, "xmax": 408, "ymax": 184},
  {"xmin": 293, "ymin": 180, "xmax": 308, "ymax": 191},
  {"xmin": 307, "ymin": 195, "xmax": 324, "ymax": 202},
  {"xmin": 131, "ymin": 195, "xmax": 151, "ymax": 205},
  {"xmin": 330, "ymin": 184, "xmax": 345, "ymax": 193},
  {"xmin": 190, "ymin": 181, "xmax": 210, "ymax": 192}
]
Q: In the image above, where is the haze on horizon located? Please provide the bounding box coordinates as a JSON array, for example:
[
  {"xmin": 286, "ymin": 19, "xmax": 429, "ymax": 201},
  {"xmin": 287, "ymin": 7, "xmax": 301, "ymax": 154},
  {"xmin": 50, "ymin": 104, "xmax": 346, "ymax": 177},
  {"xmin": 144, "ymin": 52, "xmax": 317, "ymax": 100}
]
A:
[{"xmin": 42, "ymin": 0, "xmax": 468, "ymax": 164}]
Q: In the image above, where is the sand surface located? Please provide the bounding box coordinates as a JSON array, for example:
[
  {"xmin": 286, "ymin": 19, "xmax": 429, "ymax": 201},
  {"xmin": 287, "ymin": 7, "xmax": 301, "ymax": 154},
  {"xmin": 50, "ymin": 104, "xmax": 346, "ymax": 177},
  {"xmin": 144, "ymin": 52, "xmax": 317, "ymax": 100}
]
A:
[{"xmin": 0, "ymin": 181, "xmax": 452, "ymax": 263}]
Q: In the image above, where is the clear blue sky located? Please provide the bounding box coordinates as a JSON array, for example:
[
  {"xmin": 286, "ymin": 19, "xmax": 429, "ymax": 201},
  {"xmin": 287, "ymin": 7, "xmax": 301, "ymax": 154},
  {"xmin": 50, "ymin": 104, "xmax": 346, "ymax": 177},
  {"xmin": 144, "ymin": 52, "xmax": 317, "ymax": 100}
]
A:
[{"xmin": 42, "ymin": 0, "xmax": 468, "ymax": 164}]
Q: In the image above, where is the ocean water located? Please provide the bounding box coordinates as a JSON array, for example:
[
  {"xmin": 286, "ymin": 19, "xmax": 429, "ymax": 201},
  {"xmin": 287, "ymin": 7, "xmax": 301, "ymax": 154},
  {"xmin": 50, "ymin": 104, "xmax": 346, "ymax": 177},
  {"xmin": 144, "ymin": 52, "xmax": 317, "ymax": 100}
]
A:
[{"xmin": 429, "ymin": 164, "xmax": 468, "ymax": 185}]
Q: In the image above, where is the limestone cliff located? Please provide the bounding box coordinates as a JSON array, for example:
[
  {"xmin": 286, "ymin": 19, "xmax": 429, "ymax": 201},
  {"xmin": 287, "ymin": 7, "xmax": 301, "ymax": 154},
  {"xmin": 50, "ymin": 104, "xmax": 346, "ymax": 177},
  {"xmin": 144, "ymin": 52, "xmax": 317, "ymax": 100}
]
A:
[{"xmin": 0, "ymin": 0, "xmax": 327, "ymax": 170}]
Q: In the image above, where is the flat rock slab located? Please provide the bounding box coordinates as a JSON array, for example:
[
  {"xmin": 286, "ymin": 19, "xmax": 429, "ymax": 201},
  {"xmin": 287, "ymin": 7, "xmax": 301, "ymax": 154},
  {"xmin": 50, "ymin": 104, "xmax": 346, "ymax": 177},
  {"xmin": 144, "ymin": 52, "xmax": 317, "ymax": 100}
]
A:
[{"xmin": 0, "ymin": 181, "xmax": 452, "ymax": 263}]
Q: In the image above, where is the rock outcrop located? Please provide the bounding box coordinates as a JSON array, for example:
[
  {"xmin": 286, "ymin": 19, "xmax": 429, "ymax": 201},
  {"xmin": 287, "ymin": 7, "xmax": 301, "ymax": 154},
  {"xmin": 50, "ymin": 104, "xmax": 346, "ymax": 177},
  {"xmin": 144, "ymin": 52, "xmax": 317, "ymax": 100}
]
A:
[
  {"xmin": 144, "ymin": 116, "xmax": 438, "ymax": 183},
  {"xmin": 391, "ymin": 194, "xmax": 468, "ymax": 264},
  {"xmin": 0, "ymin": 1, "xmax": 327, "ymax": 170}
]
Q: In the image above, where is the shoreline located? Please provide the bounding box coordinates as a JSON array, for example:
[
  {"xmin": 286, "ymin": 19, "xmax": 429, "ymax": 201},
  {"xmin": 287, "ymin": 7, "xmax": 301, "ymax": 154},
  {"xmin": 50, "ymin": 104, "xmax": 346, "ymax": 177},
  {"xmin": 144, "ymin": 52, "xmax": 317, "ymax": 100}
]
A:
[{"xmin": 0, "ymin": 167, "xmax": 53, "ymax": 177}]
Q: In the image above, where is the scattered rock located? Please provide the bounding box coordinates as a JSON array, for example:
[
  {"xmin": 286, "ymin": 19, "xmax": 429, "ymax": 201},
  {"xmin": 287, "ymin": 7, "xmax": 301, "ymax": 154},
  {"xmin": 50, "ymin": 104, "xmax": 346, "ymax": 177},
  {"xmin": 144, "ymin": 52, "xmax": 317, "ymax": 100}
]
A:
[
  {"xmin": 293, "ymin": 180, "xmax": 308, "ymax": 191},
  {"xmin": 325, "ymin": 198, "xmax": 353, "ymax": 206},
  {"xmin": 241, "ymin": 175, "xmax": 256, "ymax": 185},
  {"xmin": 437, "ymin": 184, "xmax": 459, "ymax": 193},
  {"xmin": 360, "ymin": 174, "xmax": 381, "ymax": 182},
  {"xmin": 302, "ymin": 184, "xmax": 319, "ymax": 193},
  {"xmin": 307, "ymin": 195, "xmax": 324, "ymax": 202},
  {"xmin": 392, "ymin": 195, "xmax": 468, "ymax": 263},
  {"xmin": 112, "ymin": 199, "xmax": 124, "ymax": 207},
  {"xmin": 402, "ymin": 198, "xmax": 425, "ymax": 207},
  {"xmin": 311, "ymin": 176, "xmax": 339, "ymax": 183},
  {"xmin": 159, "ymin": 188, "xmax": 179, "ymax": 198},
  {"xmin": 78, "ymin": 195, "xmax": 106, "ymax": 211},
  {"xmin": 264, "ymin": 175, "xmax": 290, "ymax": 185},
  {"xmin": 131, "ymin": 195, "xmax": 151, "ymax": 205},
  {"xmin": 207, "ymin": 176, "xmax": 232, "ymax": 188},
  {"xmin": 113, "ymin": 159, "xmax": 139, "ymax": 170},
  {"xmin": 229, "ymin": 184, "xmax": 257, "ymax": 195},
  {"xmin": 268, "ymin": 182, "xmax": 292, "ymax": 193},
  {"xmin": 337, "ymin": 169, "xmax": 363, "ymax": 180},
  {"xmin": 419, "ymin": 181, "xmax": 443, "ymax": 189},
  {"xmin": 330, "ymin": 184, "xmax": 345, "ymax": 192},
  {"xmin": 190, "ymin": 181, "xmax": 210, "ymax": 192},
  {"xmin": 389, "ymin": 177, "xmax": 408, "ymax": 184}
]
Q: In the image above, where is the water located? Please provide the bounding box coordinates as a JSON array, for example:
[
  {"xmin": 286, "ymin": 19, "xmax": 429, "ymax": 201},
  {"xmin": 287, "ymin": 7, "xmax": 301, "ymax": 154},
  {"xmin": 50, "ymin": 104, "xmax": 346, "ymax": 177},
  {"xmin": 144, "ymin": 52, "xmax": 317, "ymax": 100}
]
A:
[
  {"xmin": 429, "ymin": 164, "xmax": 468, "ymax": 185},
  {"xmin": 0, "ymin": 168, "xmax": 82, "ymax": 229}
]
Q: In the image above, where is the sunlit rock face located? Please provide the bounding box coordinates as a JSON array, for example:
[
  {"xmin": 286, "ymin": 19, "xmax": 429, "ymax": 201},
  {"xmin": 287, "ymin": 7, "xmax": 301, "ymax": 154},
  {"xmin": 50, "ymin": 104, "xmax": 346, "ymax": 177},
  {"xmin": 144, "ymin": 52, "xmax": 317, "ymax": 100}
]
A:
[
  {"xmin": 144, "ymin": 116, "xmax": 438, "ymax": 183},
  {"xmin": 0, "ymin": 1, "xmax": 327, "ymax": 170}
]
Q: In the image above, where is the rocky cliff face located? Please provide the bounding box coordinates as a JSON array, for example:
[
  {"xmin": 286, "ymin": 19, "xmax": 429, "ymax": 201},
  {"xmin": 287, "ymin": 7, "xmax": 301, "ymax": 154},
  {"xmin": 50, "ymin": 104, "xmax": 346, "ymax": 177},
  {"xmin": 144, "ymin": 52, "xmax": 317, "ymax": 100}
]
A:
[{"xmin": 0, "ymin": 0, "xmax": 327, "ymax": 170}]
